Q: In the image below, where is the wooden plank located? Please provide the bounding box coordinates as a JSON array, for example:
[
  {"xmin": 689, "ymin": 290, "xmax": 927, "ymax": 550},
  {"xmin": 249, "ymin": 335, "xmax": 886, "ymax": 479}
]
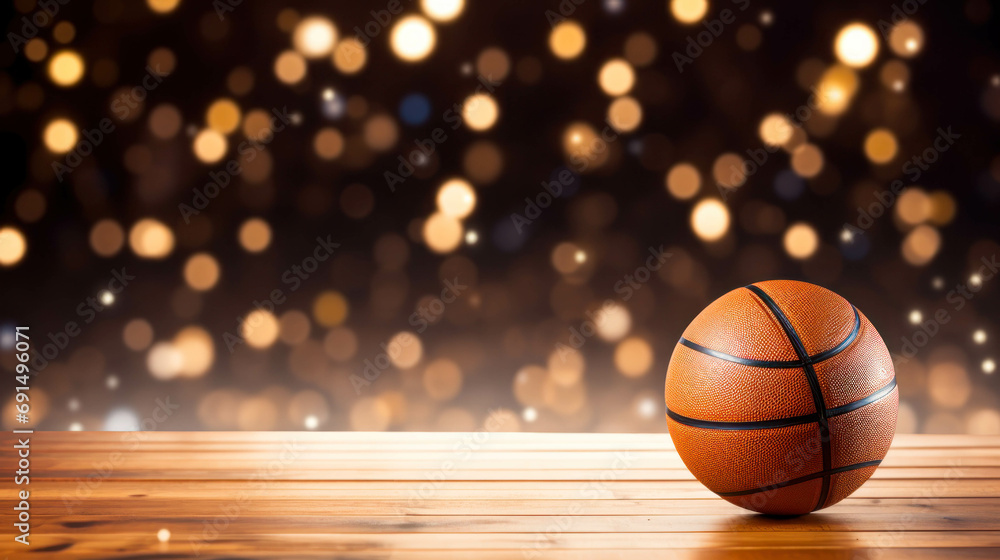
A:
[
  {"xmin": 5, "ymin": 431, "xmax": 998, "ymax": 448},
  {"xmin": 16, "ymin": 467, "xmax": 994, "ymax": 481},
  {"xmin": 26, "ymin": 506, "xmax": 1000, "ymax": 533},
  {"xmin": 2, "ymin": 432, "xmax": 996, "ymax": 559},
  {"xmin": 17, "ymin": 531, "xmax": 1000, "ymax": 551},
  {"xmin": 19, "ymin": 478, "xmax": 1000, "ymax": 500}
]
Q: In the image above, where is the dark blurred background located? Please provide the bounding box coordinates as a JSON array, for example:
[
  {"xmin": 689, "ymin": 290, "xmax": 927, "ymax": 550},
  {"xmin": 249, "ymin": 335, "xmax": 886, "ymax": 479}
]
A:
[{"xmin": 1, "ymin": 0, "xmax": 998, "ymax": 433}]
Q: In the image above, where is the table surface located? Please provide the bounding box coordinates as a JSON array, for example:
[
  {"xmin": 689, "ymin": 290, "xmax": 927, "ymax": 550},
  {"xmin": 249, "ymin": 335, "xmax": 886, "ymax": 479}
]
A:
[{"xmin": 2, "ymin": 431, "xmax": 998, "ymax": 559}]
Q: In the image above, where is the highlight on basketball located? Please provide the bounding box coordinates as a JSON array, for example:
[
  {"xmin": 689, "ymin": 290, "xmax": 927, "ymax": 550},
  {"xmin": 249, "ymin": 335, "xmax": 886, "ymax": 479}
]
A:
[{"xmin": 2, "ymin": 0, "xmax": 998, "ymax": 557}]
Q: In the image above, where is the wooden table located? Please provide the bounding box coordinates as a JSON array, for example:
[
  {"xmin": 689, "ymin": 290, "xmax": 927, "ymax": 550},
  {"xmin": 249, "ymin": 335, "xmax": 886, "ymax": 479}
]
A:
[{"xmin": 2, "ymin": 432, "xmax": 998, "ymax": 559}]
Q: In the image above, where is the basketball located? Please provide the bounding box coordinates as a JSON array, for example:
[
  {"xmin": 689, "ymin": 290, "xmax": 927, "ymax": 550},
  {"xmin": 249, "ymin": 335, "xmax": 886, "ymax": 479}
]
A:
[{"xmin": 664, "ymin": 280, "xmax": 898, "ymax": 515}]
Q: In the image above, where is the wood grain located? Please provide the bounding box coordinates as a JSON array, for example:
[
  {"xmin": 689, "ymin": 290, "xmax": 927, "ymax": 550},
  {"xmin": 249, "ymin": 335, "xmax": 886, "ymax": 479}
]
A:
[{"xmin": 1, "ymin": 432, "xmax": 997, "ymax": 559}]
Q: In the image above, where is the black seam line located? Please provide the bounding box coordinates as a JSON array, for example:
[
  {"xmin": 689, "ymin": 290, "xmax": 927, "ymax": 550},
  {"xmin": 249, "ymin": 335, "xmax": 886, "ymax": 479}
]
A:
[
  {"xmin": 665, "ymin": 377, "xmax": 898, "ymax": 431},
  {"xmin": 743, "ymin": 284, "xmax": 832, "ymax": 512},
  {"xmin": 826, "ymin": 377, "xmax": 897, "ymax": 417},
  {"xmin": 677, "ymin": 306, "xmax": 860, "ymax": 369},
  {"xmin": 667, "ymin": 408, "xmax": 817, "ymax": 430},
  {"xmin": 715, "ymin": 460, "xmax": 882, "ymax": 497}
]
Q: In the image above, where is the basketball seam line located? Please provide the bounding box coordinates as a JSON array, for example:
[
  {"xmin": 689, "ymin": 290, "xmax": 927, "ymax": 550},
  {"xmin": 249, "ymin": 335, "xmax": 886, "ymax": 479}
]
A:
[
  {"xmin": 743, "ymin": 284, "xmax": 832, "ymax": 512},
  {"xmin": 665, "ymin": 377, "xmax": 897, "ymax": 430},
  {"xmin": 714, "ymin": 460, "xmax": 882, "ymax": 497},
  {"xmin": 676, "ymin": 306, "xmax": 860, "ymax": 368}
]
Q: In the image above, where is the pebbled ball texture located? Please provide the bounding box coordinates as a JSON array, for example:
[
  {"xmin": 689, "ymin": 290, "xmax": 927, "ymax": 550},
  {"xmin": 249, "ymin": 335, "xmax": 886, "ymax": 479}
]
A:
[{"xmin": 665, "ymin": 280, "xmax": 898, "ymax": 515}]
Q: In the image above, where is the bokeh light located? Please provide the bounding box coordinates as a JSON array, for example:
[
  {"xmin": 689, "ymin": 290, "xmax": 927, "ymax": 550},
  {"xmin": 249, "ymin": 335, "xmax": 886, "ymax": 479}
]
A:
[
  {"xmin": 48, "ymin": 50, "xmax": 85, "ymax": 86},
  {"xmin": 293, "ymin": 16, "xmax": 337, "ymax": 59},
  {"xmin": 238, "ymin": 218, "xmax": 272, "ymax": 252},
  {"xmin": 889, "ymin": 21, "xmax": 924, "ymax": 58},
  {"xmin": 436, "ymin": 178, "xmax": 477, "ymax": 218},
  {"xmin": 791, "ymin": 143, "xmax": 824, "ymax": 178},
  {"xmin": 691, "ymin": 199, "xmax": 730, "ymax": 241},
  {"xmin": 0, "ymin": 227, "xmax": 27, "ymax": 267},
  {"xmin": 183, "ymin": 253, "xmax": 221, "ymax": 291},
  {"xmin": 206, "ymin": 98, "xmax": 241, "ymax": 134},
  {"xmin": 422, "ymin": 0, "xmax": 465, "ymax": 22},
  {"xmin": 241, "ymin": 310, "xmax": 280, "ymax": 349},
  {"xmin": 897, "ymin": 188, "xmax": 931, "ymax": 225},
  {"xmin": 834, "ymin": 23, "xmax": 879, "ymax": 68},
  {"xmin": 551, "ymin": 242, "xmax": 587, "ymax": 275},
  {"xmin": 477, "ymin": 48, "xmax": 511, "ymax": 81},
  {"xmin": 614, "ymin": 336, "xmax": 653, "ymax": 377},
  {"xmin": 783, "ymin": 222, "xmax": 820, "ymax": 260},
  {"xmin": 598, "ymin": 59, "xmax": 635, "ymax": 96},
  {"xmin": 549, "ymin": 21, "xmax": 586, "ymax": 59},
  {"xmin": 128, "ymin": 219, "xmax": 175, "ymax": 259},
  {"xmin": 666, "ymin": 163, "xmax": 701, "ymax": 200},
  {"xmin": 43, "ymin": 119, "xmax": 77, "ymax": 153},
  {"xmin": 147, "ymin": 0, "xmax": 180, "ymax": 14},
  {"xmin": 816, "ymin": 65, "xmax": 859, "ymax": 115},
  {"xmin": 193, "ymin": 129, "xmax": 228, "ymax": 163},
  {"xmin": 864, "ymin": 128, "xmax": 898, "ymax": 164},
  {"xmin": 928, "ymin": 362, "xmax": 971, "ymax": 409},
  {"xmin": 596, "ymin": 303, "xmax": 632, "ymax": 342},
  {"xmin": 313, "ymin": 291, "xmax": 349, "ymax": 327},
  {"xmin": 624, "ymin": 32, "xmax": 657, "ymax": 66},
  {"xmin": 87, "ymin": 228, "xmax": 127, "ymax": 270},
  {"xmin": 388, "ymin": 332, "xmax": 423, "ymax": 369},
  {"xmin": 173, "ymin": 326, "xmax": 215, "ymax": 378},
  {"xmin": 759, "ymin": 113, "xmax": 794, "ymax": 146},
  {"xmin": 423, "ymin": 213, "xmax": 464, "ymax": 253},
  {"xmin": 124, "ymin": 319, "xmax": 154, "ymax": 351},
  {"xmin": 670, "ymin": 0, "xmax": 708, "ymax": 24},
  {"xmin": 461, "ymin": 94, "xmax": 499, "ymax": 131},
  {"xmin": 333, "ymin": 38, "xmax": 367, "ymax": 74},
  {"xmin": 274, "ymin": 50, "xmax": 307, "ymax": 84},
  {"xmin": 391, "ymin": 16, "xmax": 437, "ymax": 62},
  {"xmin": 901, "ymin": 225, "xmax": 941, "ymax": 266},
  {"xmin": 548, "ymin": 348, "xmax": 585, "ymax": 386},
  {"xmin": 607, "ymin": 96, "xmax": 643, "ymax": 132},
  {"xmin": 147, "ymin": 342, "xmax": 183, "ymax": 380},
  {"xmin": 14, "ymin": 190, "xmax": 46, "ymax": 223},
  {"xmin": 423, "ymin": 358, "xmax": 463, "ymax": 400}
]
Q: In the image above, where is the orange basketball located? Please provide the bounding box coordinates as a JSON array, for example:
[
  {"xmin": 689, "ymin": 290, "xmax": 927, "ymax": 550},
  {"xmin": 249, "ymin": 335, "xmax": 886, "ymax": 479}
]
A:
[{"xmin": 664, "ymin": 280, "xmax": 897, "ymax": 515}]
